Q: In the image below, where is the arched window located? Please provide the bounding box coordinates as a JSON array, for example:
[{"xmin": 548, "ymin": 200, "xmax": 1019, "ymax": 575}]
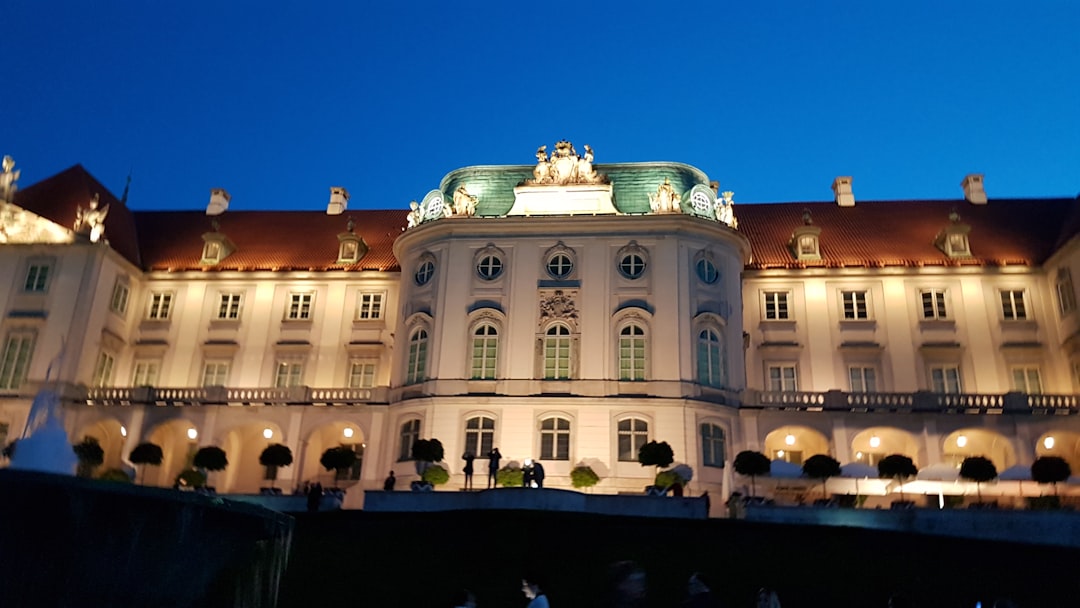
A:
[
  {"xmin": 697, "ymin": 328, "xmax": 725, "ymax": 387},
  {"xmin": 471, "ymin": 324, "xmax": 498, "ymax": 380},
  {"xmin": 464, "ymin": 416, "xmax": 495, "ymax": 457},
  {"xmin": 544, "ymin": 324, "xmax": 572, "ymax": 380},
  {"xmin": 701, "ymin": 423, "xmax": 725, "ymax": 468},
  {"xmin": 617, "ymin": 417, "xmax": 649, "ymax": 462},
  {"xmin": 406, "ymin": 328, "xmax": 428, "ymax": 385},
  {"xmin": 399, "ymin": 419, "xmax": 420, "ymax": 461},
  {"xmin": 619, "ymin": 324, "xmax": 646, "ymax": 381},
  {"xmin": 539, "ymin": 417, "xmax": 571, "ymax": 461}
]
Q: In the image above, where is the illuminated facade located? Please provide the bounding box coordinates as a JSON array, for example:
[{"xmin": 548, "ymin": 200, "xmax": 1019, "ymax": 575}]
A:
[{"xmin": 1, "ymin": 147, "xmax": 1079, "ymax": 507}]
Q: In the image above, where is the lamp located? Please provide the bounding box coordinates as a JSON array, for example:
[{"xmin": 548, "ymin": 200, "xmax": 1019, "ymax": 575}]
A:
[
  {"xmin": 956, "ymin": 435, "xmax": 967, "ymax": 448},
  {"xmin": 1044, "ymin": 436, "xmax": 1055, "ymax": 450},
  {"xmin": 785, "ymin": 433, "xmax": 796, "ymax": 446},
  {"xmin": 120, "ymin": 425, "xmax": 127, "ymax": 437},
  {"xmin": 869, "ymin": 435, "xmax": 881, "ymax": 448},
  {"xmin": 344, "ymin": 428, "xmax": 354, "ymax": 438},
  {"xmin": 263, "ymin": 428, "xmax": 273, "ymax": 439},
  {"xmin": 187, "ymin": 428, "xmax": 198, "ymax": 440}
]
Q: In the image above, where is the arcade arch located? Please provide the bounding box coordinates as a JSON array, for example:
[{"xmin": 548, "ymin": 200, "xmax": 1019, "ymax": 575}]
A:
[
  {"xmin": 849, "ymin": 427, "xmax": 920, "ymax": 467},
  {"xmin": 145, "ymin": 418, "xmax": 200, "ymax": 488},
  {"xmin": 76, "ymin": 417, "xmax": 127, "ymax": 473},
  {"xmin": 301, "ymin": 421, "xmax": 366, "ymax": 487},
  {"xmin": 1035, "ymin": 430, "xmax": 1080, "ymax": 473},
  {"xmin": 217, "ymin": 422, "xmax": 287, "ymax": 494},
  {"xmin": 764, "ymin": 426, "xmax": 830, "ymax": 464},
  {"xmin": 941, "ymin": 428, "xmax": 1015, "ymax": 471}
]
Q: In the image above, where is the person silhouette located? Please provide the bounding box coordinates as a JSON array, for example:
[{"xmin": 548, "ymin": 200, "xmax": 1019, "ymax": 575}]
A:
[
  {"xmin": 383, "ymin": 470, "xmax": 396, "ymax": 491},
  {"xmin": 462, "ymin": 451, "xmax": 475, "ymax": 490},
  {"xmin": 487, "ymin": 447, "xmax": 502, "ymax": 488},
  {"xmin": 532, "ymin": 460, "xmax": 545, "ymax": 488}
]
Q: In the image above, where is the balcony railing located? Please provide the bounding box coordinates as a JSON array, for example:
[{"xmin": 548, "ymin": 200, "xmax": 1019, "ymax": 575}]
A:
[
  {"xmin": 83, "ymin": 386, "xmax": 382, "ymax": 406},
  {"xmin": 746, "ymin": 389, "xmax": 1079, "ymax": 414}
]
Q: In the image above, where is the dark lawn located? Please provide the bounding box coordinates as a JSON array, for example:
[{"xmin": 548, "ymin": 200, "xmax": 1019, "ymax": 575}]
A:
[{"xmin": 278, "ymin": 510, "xmax": 1079, "ymax": 608}]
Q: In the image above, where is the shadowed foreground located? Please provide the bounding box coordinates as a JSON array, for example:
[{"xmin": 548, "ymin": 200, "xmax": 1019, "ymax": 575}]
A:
[{"xmin": 279, "ymin": 509, "xmax": 1079, "ymax": 608}]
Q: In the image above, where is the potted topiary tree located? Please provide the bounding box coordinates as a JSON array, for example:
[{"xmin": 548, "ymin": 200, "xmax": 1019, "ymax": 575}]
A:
[
  {"xmin": 421, "ymin": 463, "xmax": 450, "ymax": 489},
  {"xmin": 638, "ymin": 440, "xmax": 675, "ymax": 494},
  {"xmin": 1031, "ymin": 456, "xmax": 1071, "ymax": 505},
  {"xmin": 570, "ymin": 464, "xmax": 600, "ymax": 491},
  {"xmin": 802, "ymin": 454, "xmax": 841, "ymax": 505},
  {"xmin": 496, "ymin": 464, "xmax": 524, "ymax": 488},
  {"xmin": 319, "ymin": 446, "xmax": 357, "ymax": 488},
  {"xmin": 733, "ymin": 450, "xmax": 771, "ymax": 500},
  {"xmin": 959, "ymin": 456, "xmax": 998, "ymax": 507},
  {"xmin": 259, "ymin": 443, "xmax": 293, "ymax": 493},
  {"xmin": 877, "ymin": 454, "xmax": 919, "ymax": 508},
  {"xmin": 128, "ymin": 442, "xmax": 163, "ymax": 484},
  {"xmin": 73, "ymin": 437, "xmax": 105, "ymax": 478},
  {"xmin": 410, "ymin": 438, "xmax": 444, "ymax": 490},
  {"xmin": 193, "ymin": 446, "xmax": 228, "ymax": 493}
]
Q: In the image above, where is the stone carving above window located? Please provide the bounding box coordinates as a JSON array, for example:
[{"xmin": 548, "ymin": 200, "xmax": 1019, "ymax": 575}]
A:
[{"xmin": 539, "ymin": 289, "xmax": 579, "ymax": 329}]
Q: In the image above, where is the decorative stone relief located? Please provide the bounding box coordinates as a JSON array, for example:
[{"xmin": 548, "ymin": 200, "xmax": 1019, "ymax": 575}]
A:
[
  {"xmin": 452, "ymin": 186, "xmax": 478, "ymax": 217},
  {"xmin": 716, "ymin": 190, "xmax": 738, "ymax": 228},
  {"xmin": 0, "ymin": 155, "xmax": 20, "ymax": 203},
  {"xmin": 538, "ymin": 289, "xmax": 579, "ymax": 328},
  {"xmin": 649, "ymin": 178, "xmax": 682, "ymax": 213},
  {"xmin": 73, "ymin": 193, "xmax": 109, "ymax": 243},
  {"xmin": 523, "ymin": 141, "xmax": 608, "ymax": 186}
]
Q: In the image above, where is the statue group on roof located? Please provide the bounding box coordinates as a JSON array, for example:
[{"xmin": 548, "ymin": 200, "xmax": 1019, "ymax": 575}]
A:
[{"xmin": 525, "ymin": 141, "xmax": 609, "ymax": 186}]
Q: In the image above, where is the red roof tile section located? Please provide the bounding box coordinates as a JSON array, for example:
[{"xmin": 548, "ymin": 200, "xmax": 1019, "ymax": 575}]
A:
[
  {"xmin": 736, "ymin": 198, "xmax": 1080, "ymax": 270},
  {"xmin": 13, "ymin": 165, "xmax": 142, "ymax": 266},
  {"xmin": 134, "ymin": 210, "xmax": 408, "ymax": 272}
]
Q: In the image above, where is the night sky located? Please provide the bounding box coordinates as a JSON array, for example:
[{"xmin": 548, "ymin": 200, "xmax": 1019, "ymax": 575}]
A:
[{"xmin": 4, "ymin": 1, "xmax": 1078, "ymax": 211}]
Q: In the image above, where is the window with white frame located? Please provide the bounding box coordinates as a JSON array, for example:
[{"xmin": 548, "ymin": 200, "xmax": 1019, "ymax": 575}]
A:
[
  {"xmin": 110, "ymin": 280, "xmax": 129, "ymax": 315},
  {"xmin": 1057, "ymin": 269, "xmax": 1077, "ymax": 317},
  {"xmin": 617, "ymin": 418, "xmax": 649, "ymax": 462},
  {"xmin": 539, "ymin": 416, "xmax": 570, "ymax": 461},
  {"xmin": 1011, "ymin": 367, "xmax": 1043, "ymax": 394},
  {"xmin": 696, "ymin": 328, "xmax": 724, "ymax": 387},
  {"xmin": 356, "ymin": 292, "xmax": 384, "ymax": 320},
  {"xmin": 218, "ymin": 293, "xmax": 243, "ymax": 320},
  {"xmin": 618, "ymin": 324, "xmax": 646, "ymax": 381},
  {"xmin": 274, "ymin": 358, "xmax": 304, "ymax": 388},
  {"xmin": 414, "ymin": 259, "xmax": 435, "ymax": 286},
  {"xmin": 0, "ymin": 331, "xmax": 36, "ymax": 390},
  {"xmin": 841, "ymin": 290, "xmax": 869, "ymax": 320},
  {"xmin": 286, "ymin": 292, "xmax": 314, "ymax": 320},
  {"xmin": 797, "ymin": 234, "xmax": 819, "ymax": 258},
  {"xmin": 767, "ymin": 365, "xmax": 798, "ymax": 391},
  {"xmin": 929, "ymin": 366, "xmax": 962, "ymax": 394},
  {"xmin": 398, "ymin": 419, "xmax": 420, "ymax": 461},
  {"xmin": 146, "ymin": 292, "xmax": 173, "ymax": 320},
  {"xmin": 695, "ymin": 258, "xmax": 720, "ymax": 284},
  {"xmin": 1000, "ymin": 289, "xmax": 1028, "ymax": 320},
  {"xmin": 701, "ymin": 423, "xmax": 725, "ymax": 468},
  {"xmin": 763, "ymin": 291, "xmax": 790, "ymax": 320},
  {"xmin": 23, "ymin": 263, "xmax": 51, "ymax": 293},
  {"xmin": 202, "ymin": 360, "xmax": 230, "ymax": 386},
  {"xmin": 464, "ymin": 416, "xmax": 495, "ymax": 458},
  {"xmin": 92, "ymin": 351, "xmax": 115, "ymax": 387},
  {"xmin": 920, "ymin": 289, "xmax": 948, "ymax": 320},
  {"xmin": 543, "ymin": 324, "xmax": 571, "ymax": 380},
  {"xmin": 618, "ymin": 252, "xmax": 646, "ymax": 279},
  {"xmin": 406, "ymin": 328, "xmax": 428, "ymax": 385},
  {"xmin": 348, "ymin": 360, "xmax": 377, "ymax": 389},
  {"xmin": 849, "ymin": 366, "xmax": 878, "ymax": 393},
  {"xmin": 131, "ymin": 359, "xmax": 161, "ymax": 386},
  {"xmin": 471, "ymin": 324, "xmax": 498, "ymax": 380},
  {"xmin": 546, "ymin": 253, "xmax": 574, "ymax": 280},
  {"xmin": 476, "ymin": 255, "xmax": 503, "ymax": 280}
]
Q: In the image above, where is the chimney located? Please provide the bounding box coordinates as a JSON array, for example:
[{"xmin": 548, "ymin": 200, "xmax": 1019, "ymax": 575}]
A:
[
  {"xmin": 328, "ymin": 187, "xmax": 349, "ymax": 215},
  {"xmin": 206, "ymin": 188, "xmax": 230, "ymax": 216},
  {"xmin": 962, "ymin": 174, "xmax": 987, "ymax": 204},
  {"xmin": 832, "ymin": 176, "xmax": 854, "ymax": 207}
]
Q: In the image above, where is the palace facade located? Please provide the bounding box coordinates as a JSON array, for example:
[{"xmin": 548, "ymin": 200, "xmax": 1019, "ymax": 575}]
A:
[{"xmin": 1, "ymin": 144, "xmax": 1078, "ymax": 507}]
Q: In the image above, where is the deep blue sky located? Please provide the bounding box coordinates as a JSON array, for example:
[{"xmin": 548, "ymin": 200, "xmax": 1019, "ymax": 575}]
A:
[{"xmin": 4, "ymin": 2, "xmax": 1078, "ymax": 211}]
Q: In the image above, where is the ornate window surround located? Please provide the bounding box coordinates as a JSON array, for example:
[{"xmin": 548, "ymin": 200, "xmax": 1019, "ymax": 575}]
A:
[
  {"xmin": 693, "ymin": 250, "xmax": 720, "ymax": 285},
  {"xmin": 467, "ymin": 308, "xmax": 506, "ymax": 381},
  {"xmin": 473, "ymin": 243, "xmax": 507, "ymax": 282},
  {"xmin": 615, "ymin": 241, "xmax": 649, "ymax": 280},
  {"xmin": 613, "ymin": 307, "xmax": 652, "ymax": 381},
  {"xmin": 543, "ymin": 241, "xmax": 577, "ymax": 281},
  {"xmin": 693, "ymin": 312, "xmax": 728, "ymax": 388}
]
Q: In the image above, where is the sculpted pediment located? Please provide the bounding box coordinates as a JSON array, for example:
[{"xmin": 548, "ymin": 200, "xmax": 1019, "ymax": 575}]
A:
[{"xmin": 0, "ymin": 202, "xmax": 75, "ymax": 244}]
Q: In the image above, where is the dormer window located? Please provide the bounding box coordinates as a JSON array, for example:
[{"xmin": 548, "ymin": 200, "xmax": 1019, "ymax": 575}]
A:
[
  {"xmin": 934, "ymin": 211, "xmax": 972, "ymax": 259},
  {"xmin": 200, "ymin": 223, "xmax": 236, "ymax": 265},
  {"xmin": 336, "ymin": 219, "xmax": 367, "ymax": 264},
  {"xmin": 798, "ymin": 235, "xmax": 818, "ymax": 257},
  {"xmin": 789, "ymin": 226, "xmax": 822, "ymax": 261}
]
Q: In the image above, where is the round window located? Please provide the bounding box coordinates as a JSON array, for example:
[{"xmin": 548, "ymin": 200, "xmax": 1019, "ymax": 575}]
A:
[
  {"xmin": 696, "ymin": 258, "xmax": 719, "ymax": 284},
  {"xmin": 546, "ymin": 253, "xmax": 574, "ymax": 279},
  {"xmin": 415, "ymin": 260, "xmax": 435, "ymax": 286},
  {"xmin": 476, "ymin": 255, "xmax": 503, "ymax": 280},
  {"xmin": 619, "ymin": 253, "xmax": 646, "ymax": 279}
]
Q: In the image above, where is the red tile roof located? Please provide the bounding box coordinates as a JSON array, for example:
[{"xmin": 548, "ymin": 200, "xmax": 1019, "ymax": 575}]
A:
[
  {"xmin": 13, "ymin": 165, "xmax": 142, "ymax": 266},
  {"xmin": 735, "ymin": 198, "xmax": 1080, "ymax": 269},
  {"xmin": 134, "ymin": 210, "xmax": 408, "ymax": 272},
  {"xmin": 13, "ymin": 165, "xmax": 1080, "ymax": 273}
]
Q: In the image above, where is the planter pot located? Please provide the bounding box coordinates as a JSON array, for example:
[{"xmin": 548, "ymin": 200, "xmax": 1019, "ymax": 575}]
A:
[
  {"xmin": 410, "ymin": 481, "xmax": 433, "ymax": 492},
  {"xmin": 645, "ymin": 485, "xmax": 668, "ymax": 497}
]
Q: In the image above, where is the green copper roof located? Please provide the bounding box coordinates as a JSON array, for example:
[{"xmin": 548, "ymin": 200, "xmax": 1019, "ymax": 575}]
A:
[{"xmin": 438, "ymin": 162, "xmax": 713, "ymax": 216}]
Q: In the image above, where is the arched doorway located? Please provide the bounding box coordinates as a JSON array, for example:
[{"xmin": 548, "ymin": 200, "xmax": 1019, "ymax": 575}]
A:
[
  {"xmin": 849, "ymin": 427, "xmax": 920, "ymax": 467},
  {"xmin": 302, "ymin": 422, "xmax": 365, "ymax": 487},
  {"xmin": 941, "ymin": 429, "xmax": 1015, "ymax": 471},
  {"xmin": 145, "ymin": 419, "xmax": 199, "ymax": 487},
  {"xmin": 764, "ymin": 426, "xmax": 830, "ymax": 464},
  {"xmin": 218, "ymin": 422, "xmax": 286, "ymax": 494},
  {"xmin": 1035, "ymin": 430, "xmax": 1080, "ymax": 473}
]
